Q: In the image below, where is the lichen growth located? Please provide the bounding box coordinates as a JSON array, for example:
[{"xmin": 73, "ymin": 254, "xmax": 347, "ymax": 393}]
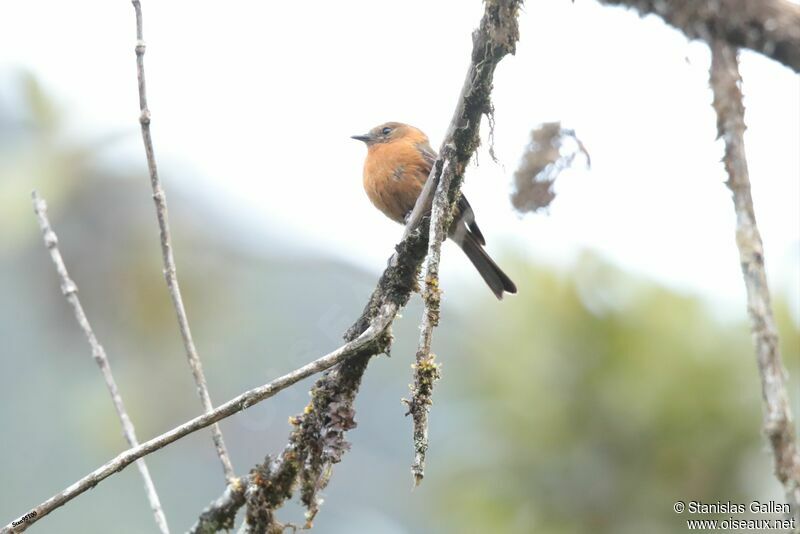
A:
[
  {"xmin": 423, "ymin": 275, "xmax": 442, "ymax": 328},
  {"xmin": 244, "ymin": 453, "xmax": 302, "ymax": 534},
  {"xmin": 411, "ymin": 354, "xmax": 442, "ymax": 406},
  {"xmin": 192, "ymin": 478, "xmax": 247, "ymax": 534},
  {"xmin": 403, "ymin": 353, "xmax": 443, "ymax": 485}
]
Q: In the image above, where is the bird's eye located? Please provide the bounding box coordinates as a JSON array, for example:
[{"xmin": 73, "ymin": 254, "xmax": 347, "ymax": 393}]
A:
[{"xmin": 381, "ymin": 127, "xmax": 392, "ymax": 136}]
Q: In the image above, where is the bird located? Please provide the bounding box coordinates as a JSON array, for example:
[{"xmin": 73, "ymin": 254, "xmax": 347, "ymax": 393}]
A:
[{"xmin": 352, "ymin": 121, "xmax": 517, "ymax": 299}]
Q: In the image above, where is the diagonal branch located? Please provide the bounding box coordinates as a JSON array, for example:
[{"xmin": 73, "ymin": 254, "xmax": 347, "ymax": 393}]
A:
[
  {"xmin": 595, "ymin": 0, "xmax": 800, "ymax": 73},
  {"xmin": 30, "ymin": 191, "xmax": 170, "ymax": 534},
  {"xmin": 710, "ymin": 40, "xmax": 800, "ymax": 525},
  {"xmin": 0, "ymin": 303, "xmax": 397, "ymax": 533},
  {"xmin": 131, "ymin": 0, "xmax": 235, "ymax": 483}
]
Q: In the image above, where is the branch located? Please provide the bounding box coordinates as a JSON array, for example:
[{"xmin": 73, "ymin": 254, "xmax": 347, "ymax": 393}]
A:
[
  {"xmin": 0, "ymin": 303, "xmax": 396, "ymax": 533},
  {"xmin": 192, "ymin": 478, "xmax": 247, "ymax": 534},
  {"xmin": 595, "ymin": 0, "xmax": 800, "ymax": 72},
  {"xmin": 30, "ymin": 191, "xmax": 170, "ymax": 534},
  {"xmin": 710, "ymin": 40, "xmax": 800, "ymax": 525},
  {"xmin": 401, "ymin": 1, "xmax": 523, "ymax": 484},
  {"xmin": 131, "ymin": 0, "xmax": 235, "ymax": 482}
]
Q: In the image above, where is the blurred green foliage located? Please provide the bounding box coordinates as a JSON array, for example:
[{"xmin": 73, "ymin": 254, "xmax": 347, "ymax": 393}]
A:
[{"xmin": 428, "ymin": 256, "xmax": 800, "ymax": 533}]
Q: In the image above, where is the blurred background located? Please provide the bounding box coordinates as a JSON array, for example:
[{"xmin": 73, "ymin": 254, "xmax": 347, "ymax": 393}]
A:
[{"xmin": 1, "ymin": 1, "xmax": 798, "ymax": 533}]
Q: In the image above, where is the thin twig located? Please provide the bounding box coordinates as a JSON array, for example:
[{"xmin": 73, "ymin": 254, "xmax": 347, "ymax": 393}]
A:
[
  {"xmin": 30, "ymin": 191, "xmax": 170, "ymax": 534},
  {"xmin": 405, "ymin": 158, "xmax": 450, "ymax": 485},
  {"xmin": 1, "ymin": 303, "xmax": 397, "ymax": 534},
  {"xmin": 595, "ymin": 0, "xmax": 800, "ymax": 73},
  {"xmin": 400, "ymin": 0, "xmax": 522, "ymax": 486},
  {"xmin": 130, "ymin": 0, "xmax": 235, "ymax": 482},
  {"xmin": 710, "ymin": 40, "xmax": 800, "ymax": 526}
]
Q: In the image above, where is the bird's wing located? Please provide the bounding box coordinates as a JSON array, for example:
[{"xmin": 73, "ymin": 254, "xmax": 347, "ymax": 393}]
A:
[
  {"xmin": 457, "ymin": 195, "xmax": 486, "ymax": 246},
  {"xmin": 416, "ymin": 140, "xmax": 438, "ymax": 172},
  {"xmin": 415, "ymin": 140, "xmax": 486, "ymax": 246}
]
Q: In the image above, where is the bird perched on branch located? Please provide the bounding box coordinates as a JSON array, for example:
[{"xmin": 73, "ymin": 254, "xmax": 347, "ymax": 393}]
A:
[{"xmin": 352, "ymin": 122, "xmax": 517, "ymax": 299}]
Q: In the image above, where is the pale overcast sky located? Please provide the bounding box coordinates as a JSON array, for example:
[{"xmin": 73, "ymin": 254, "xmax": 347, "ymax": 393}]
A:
[{"xmin": 2, "ymin": 0, "xmax": 798, "ymax": 315}]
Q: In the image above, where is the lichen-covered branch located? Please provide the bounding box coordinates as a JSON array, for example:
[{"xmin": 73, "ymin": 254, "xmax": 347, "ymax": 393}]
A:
[
  {"xmin": 0, "ymin": 304, "xmax": 396, "ymax": 534},
  {"xmin": 29, "ymin": 191, "xmax": 170, "ymax": 534},
  {"xmin": 404, "ymin": 156, "xmax": 450, "ymax": 486},
  {"xmin": 192, "ymin": 478, "xmax": 247, "ymax": 534},
  {"xmin": 405, "ymin": 349, "xmax": 442, "ymax": 486},
  {"xmin": 130, "ymin": 0, "xmax": 235, "ymax": 483},
  {"xmin": 710, "ymin": 40, "xmax": 800, "ymax": 525},
  {"xmin": 402, "ymin": 0, "xmax": 522, "ymax": 485},
  {"xmin": 596, "ymin": 0, "xmax": 800, "ymax": 72},
  {"xmin": 403, "ymin": 0, "xmax": 523, "ymax": 235}
]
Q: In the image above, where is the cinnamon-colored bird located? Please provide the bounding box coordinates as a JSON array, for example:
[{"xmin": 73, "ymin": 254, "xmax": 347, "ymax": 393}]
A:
[{"xmin": 352, "ymin": 122, "xmax": 516, "ymax": 299}]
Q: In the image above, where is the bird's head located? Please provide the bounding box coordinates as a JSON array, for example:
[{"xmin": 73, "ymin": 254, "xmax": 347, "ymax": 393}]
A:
[{"xmin": 351, "ymin": 122, "xmax": 419, "ymax": 146}]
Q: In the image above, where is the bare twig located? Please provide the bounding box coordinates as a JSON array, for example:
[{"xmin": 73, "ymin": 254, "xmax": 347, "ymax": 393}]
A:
[
  {"xmin": 595, "ymin": 0, "xmax": 800, "ymax": 72},
  {"xmin": 710, "ymin": 40, "xmax": 800, "ymax": 526},
  {"xmin": 1, "ymin": 303, "xmax": 397, "ymax": 533},
  {"xmin": 29, "ymin": 191, "xmax": 170, "ymax": 534},
  {"xmin": 131, "ymin": 0, "xmax": 235, "ymax": 482}
]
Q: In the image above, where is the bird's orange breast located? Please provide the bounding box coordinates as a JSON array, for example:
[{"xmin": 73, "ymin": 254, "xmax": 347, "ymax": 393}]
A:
[{"xmin": 362, "ymin": 140, "xmax": 431, "ymax": 224}]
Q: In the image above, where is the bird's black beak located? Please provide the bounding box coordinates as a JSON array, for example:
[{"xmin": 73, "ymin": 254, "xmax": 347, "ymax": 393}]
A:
[{"xmin": 350, "ymin": 133, "xmax": 372, "ymax": 143}]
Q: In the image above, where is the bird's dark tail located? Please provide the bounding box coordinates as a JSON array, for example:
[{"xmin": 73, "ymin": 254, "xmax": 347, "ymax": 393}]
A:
[{"xmin": 458, "ymin": 233, "xmax": 517, "ymax": 299}]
